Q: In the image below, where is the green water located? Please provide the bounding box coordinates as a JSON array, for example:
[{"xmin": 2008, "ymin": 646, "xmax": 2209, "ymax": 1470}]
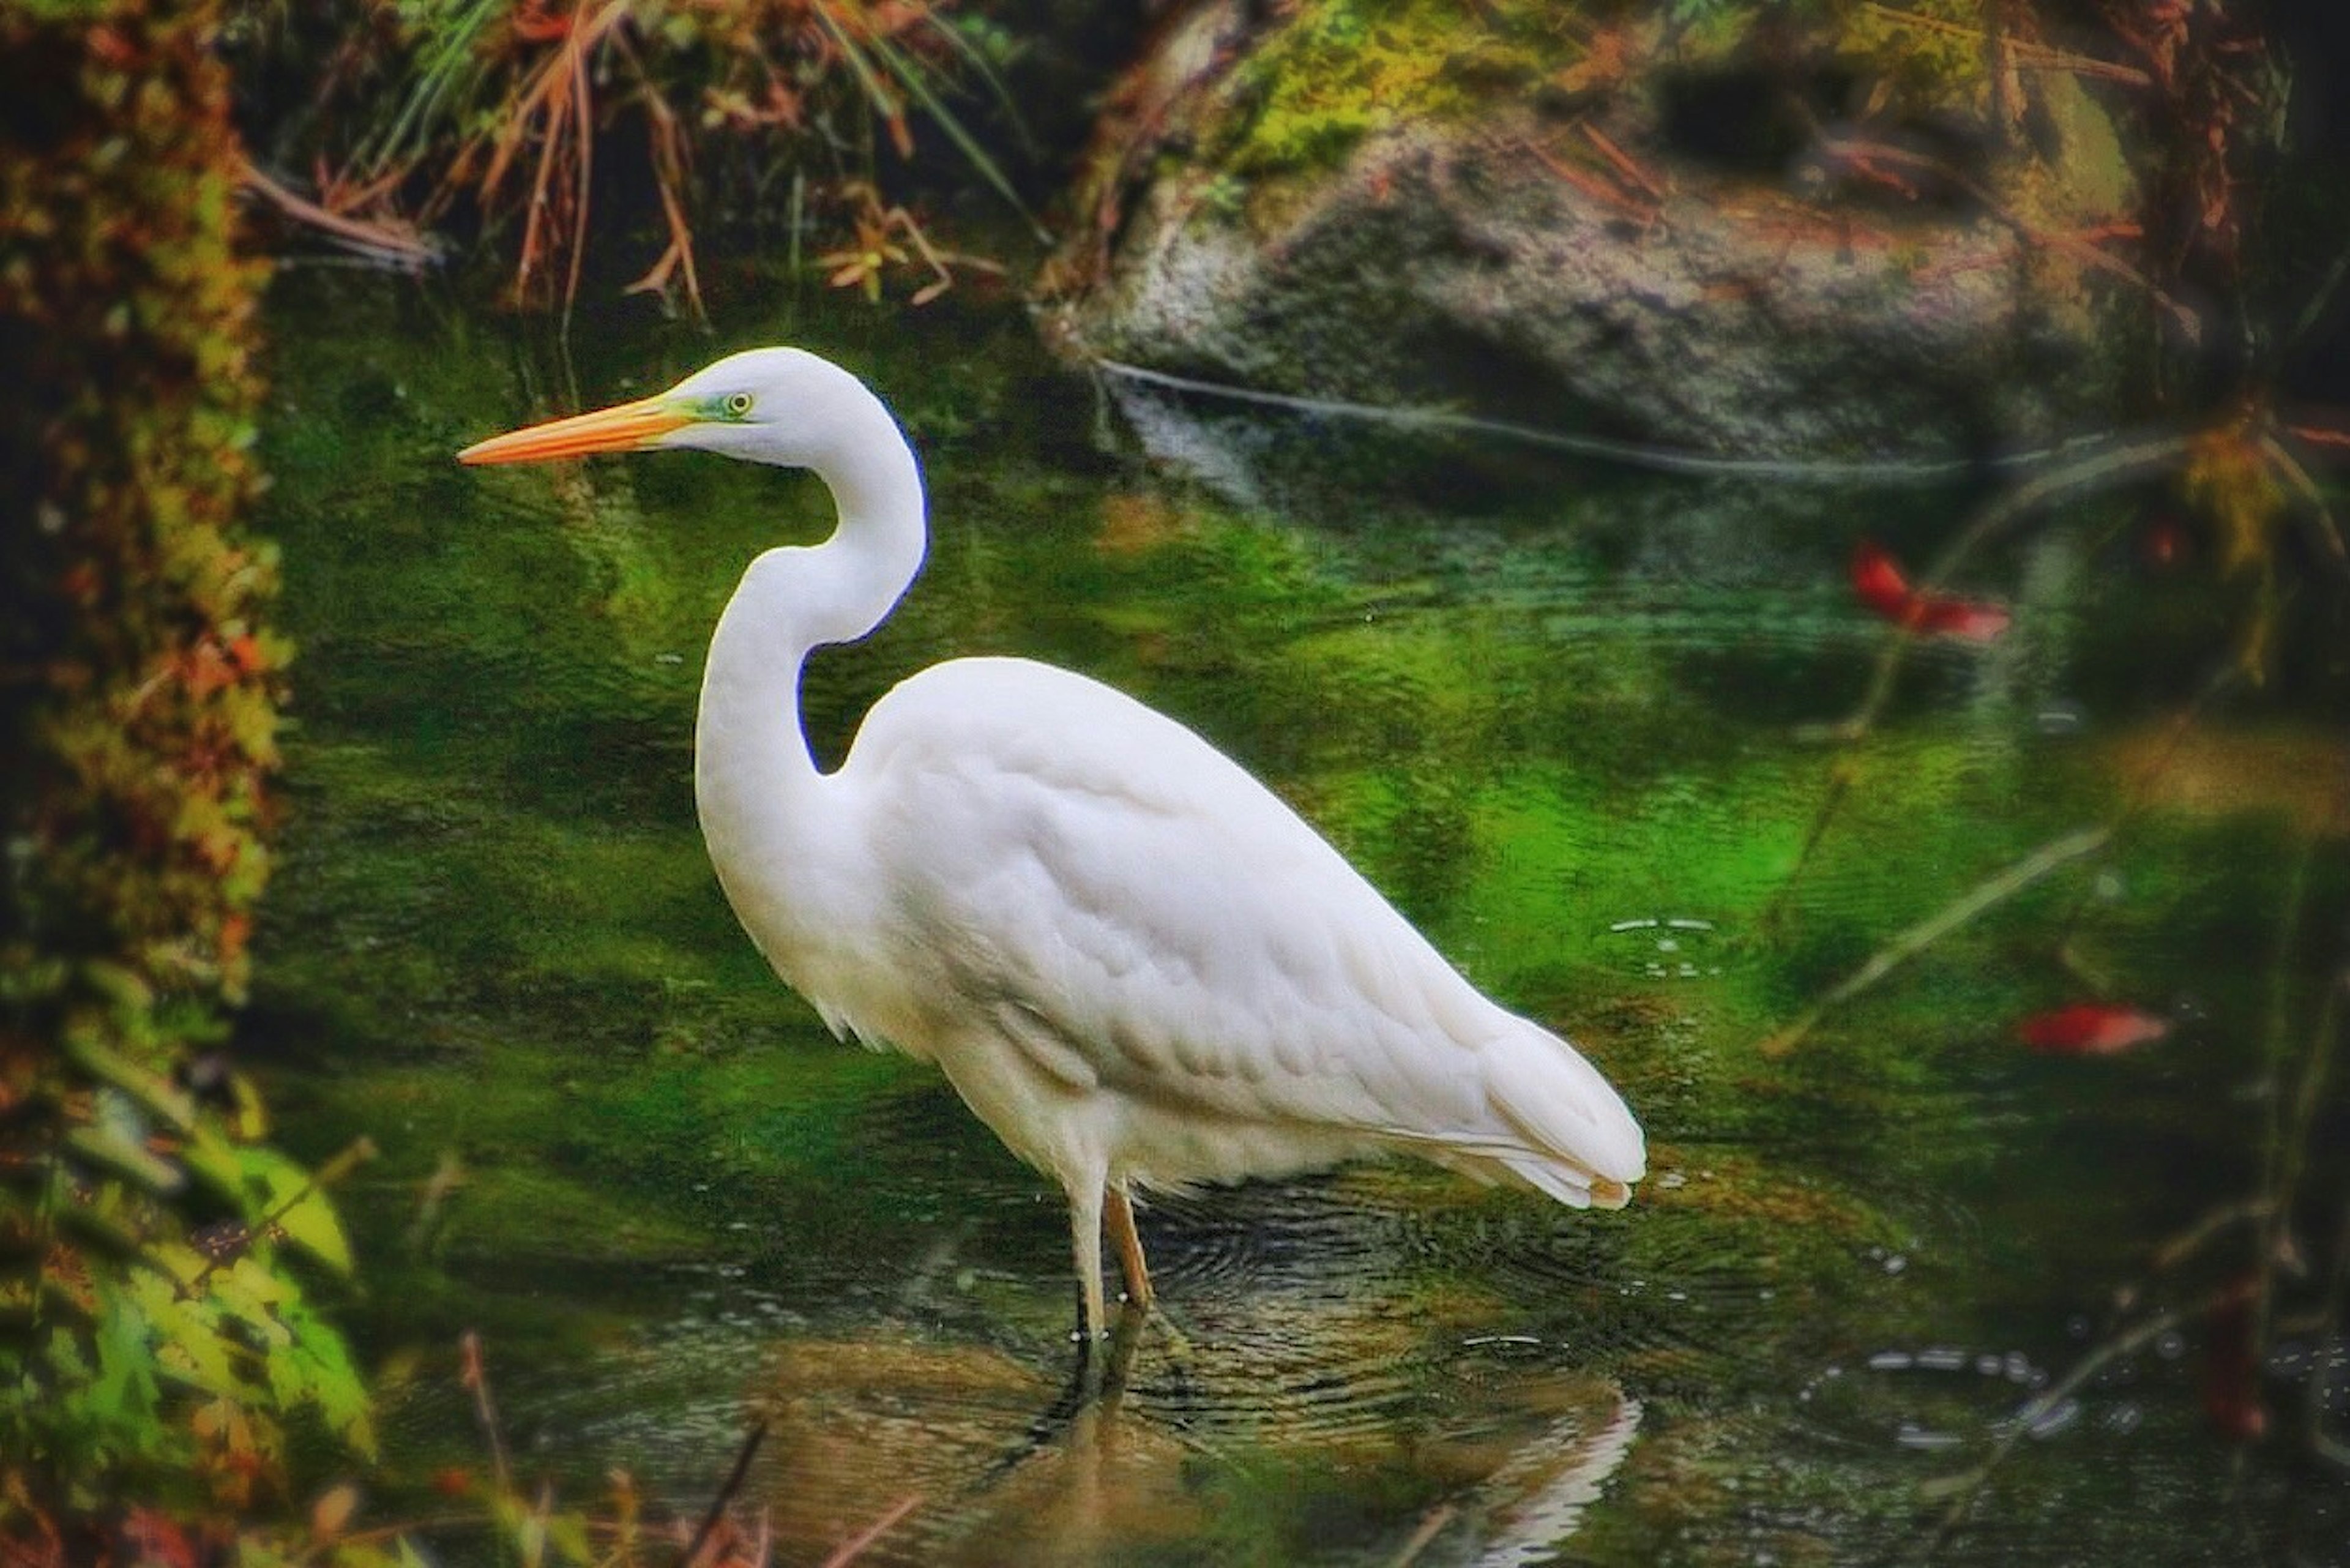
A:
[{"xmin": 248, "ymin": 271, "xmax": 2348, "ymax": 1565}]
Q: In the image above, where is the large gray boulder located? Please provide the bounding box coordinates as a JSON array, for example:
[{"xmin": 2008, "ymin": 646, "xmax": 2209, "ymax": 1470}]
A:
[{"xmin": 1045, "ymin": 1, "xmax": 2150, "ymax": 499}]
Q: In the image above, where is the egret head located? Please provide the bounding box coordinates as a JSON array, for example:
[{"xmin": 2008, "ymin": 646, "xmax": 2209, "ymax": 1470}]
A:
[{"xmin": 458, "ymin": 347, "xmax": 886, "ymax": 471}]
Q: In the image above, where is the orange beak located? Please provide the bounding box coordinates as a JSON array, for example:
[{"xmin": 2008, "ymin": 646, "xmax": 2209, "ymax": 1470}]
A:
[{"xmin": 457, "ymin": 397, "xmax": 695, "ymax": 465}]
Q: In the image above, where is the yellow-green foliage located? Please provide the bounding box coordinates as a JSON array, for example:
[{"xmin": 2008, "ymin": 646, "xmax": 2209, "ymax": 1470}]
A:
[
  {"xmin": 1836, "ymin": 0, "xmax": 1991, "ymax": 108},
  {"xmin": 0, "ymin": 0, "xmax": 372, "ymax": 1547},
  {"xmin": 1219, "ymin": 0, "xmax": 2001, "ymax": 180},
  {"xmin": 1651, "ymin": 0, "xmax": 1990, "ymax": 100},
  {"xmin": 1225, "ymin": 0, "xmax": 1585, "ymax": 176}
]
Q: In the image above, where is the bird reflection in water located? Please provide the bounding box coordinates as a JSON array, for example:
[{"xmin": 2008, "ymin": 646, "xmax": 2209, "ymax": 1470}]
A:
[{"xmin": 737, "ymin": 1299, "xmax": 1637, "ymax": 1565}]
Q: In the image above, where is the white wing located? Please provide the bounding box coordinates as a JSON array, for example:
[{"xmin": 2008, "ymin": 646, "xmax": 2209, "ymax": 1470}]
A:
[{"xmin": 840, "ymin": 656, "xmax": 1644, "ymax": 1204}]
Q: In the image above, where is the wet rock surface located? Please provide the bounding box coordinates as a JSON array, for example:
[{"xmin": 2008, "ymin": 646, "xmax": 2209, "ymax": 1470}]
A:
[{"xmin": 1052, "ymin": 1, "xmax": 2150, "ymax": 499}]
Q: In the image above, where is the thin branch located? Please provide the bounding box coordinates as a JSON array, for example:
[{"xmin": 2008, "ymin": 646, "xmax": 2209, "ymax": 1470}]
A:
[
  {"xmin": 676, "ymin": 1418, "xmax": 770, "ymax": 1568},
  {"xmin": 1759, "ymin": 827, "xmax": 2111, "ymax": 1056},
  {"xmin": 1091, "ymin": 359, "xmax": 2146, "ymax": 487},
  {"xmin": 460, "ymin": 1331, "xmax": 512, "ymax": 1498},
  {"xmin": 1922, "ymin": 1295, "xmax": 2215, "ymax": 1555},
  {"xmin": 2048, "ymin": 662, "xmax": 2241, "ymax": 950},
  {"xmin": 1757, "ymin": 760, "xmax": 1856, "ymax": 936},
  {"xmin": 177, "ymin": 1135, "xmax": 377, "ymax": 1299},
  {"xmin": 2256, "ymin": 432, "xmax": 2350, "ymax": 573},
  {"xmin": 1385, "ymin": 1503, "xmax": 1460, "ymax": 1568},
  {"xmin": 237, "ymin": 159, "xmax": 440, "ymax": 269},
  {"xmin": 2149, "ymin": 1198, "xmax": 2274, "ymax": 1274},
  {"xmin": 1859, "ymin": 2, "xmax": 2154, "ymax": 86},
  {"xmin": 818, "ymin": 1493, "xmax": 921, "ymax": 1568}
]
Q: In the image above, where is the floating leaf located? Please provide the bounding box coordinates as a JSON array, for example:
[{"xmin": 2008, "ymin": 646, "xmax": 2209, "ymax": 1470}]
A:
[
  {"xmin": 1908, "ymin": 597, "xmax": 2012, "ymax": 642},
  {"xmin": 1849, "ymin": 537, "xmax": 2010, "ymax": 643},
  {"xmin": 2016, "ymin": 1002, "xmax": 2171, "ymax": 1056},
  {"xmin": 1849, "ymin": 538, "xmax": 1914, "ymax": 618}
]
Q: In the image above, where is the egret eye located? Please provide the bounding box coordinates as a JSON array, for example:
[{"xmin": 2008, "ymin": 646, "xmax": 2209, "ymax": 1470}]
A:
[{"xmin": 723, "ymin": 392, "xmax": 755, "ymax": 419}]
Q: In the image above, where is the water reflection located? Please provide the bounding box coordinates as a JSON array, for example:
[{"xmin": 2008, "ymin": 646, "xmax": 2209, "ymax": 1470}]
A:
[{"xmin": 256, "ymin": 275, "xmax": 2349, "ymax": 1565}]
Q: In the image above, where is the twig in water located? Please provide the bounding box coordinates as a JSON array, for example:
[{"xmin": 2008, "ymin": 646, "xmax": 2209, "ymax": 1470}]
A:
[
  {"xmin": 1922, "ymin": 1294, "xmax": 2215, "ymax": 1556},
  {"xmin": 1386, "ymin": 1503, "xmax": 1458, "ymax": 1567},
  {"xmin": 1756, "ymin": 760, "xmax": 1857, "ymax": 938},
  {"xmin": 819, "ymin": 1493, "xmax": 921, "ymax": 1568},
  {"xmin": 1759, "ymin": 826, "xmax": 2111, "ymax": 1056},
  {"xmin": 2149, "ymin": 1198, "xmax": 2276, "ymax": 1276},
  {"xmin": 2257, "ymin": 432, "xmax": 2350, "ymax": 572},
  {"xmin": 459, "ymin": 1332, "xmax": 512, "ymax": 1498},
  {"xmin": 676, "ymin": 1418, "xmax": 770, "ymax": 1568},
  {"xmin": 1087, "ymin": 358, "xmax": 2108, "ymax": 487}
]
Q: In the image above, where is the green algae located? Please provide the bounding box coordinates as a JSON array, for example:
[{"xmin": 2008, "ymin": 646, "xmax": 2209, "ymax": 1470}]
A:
[
  {"xmin": 241, "ymin": 269, "xmax": 2348, "ymax": 1564},
  {"xmin": 1222, "ymin": 0, "xmax": 1585, "ymax": 177}
]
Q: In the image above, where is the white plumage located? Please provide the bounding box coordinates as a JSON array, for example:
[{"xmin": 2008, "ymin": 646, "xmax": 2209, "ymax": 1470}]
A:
[{"xmin": 460, "ymin": 347, "xmax": 1644, "ymax": 1337}]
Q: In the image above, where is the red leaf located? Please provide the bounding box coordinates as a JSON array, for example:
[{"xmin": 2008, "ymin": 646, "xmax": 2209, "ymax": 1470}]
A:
[
  {"xmin": 432, "ymin": 1466, "xmax": 474, "ymax": 1496},
  {"xmin": 513, "ymin": 1, "xmax": 572, "ymax": 42},
  {"xmin": 226, "ymin": 633, "xmax": 266, "ymax": 674},
  {"xmin": 119, "ymin": 1509, "xmax": 198, "ymax": 1568},
  {"xmin": 1910, "ymin": 597, "xmax": 2012, "ymax": 643},
  {"xmin": 1849, "ymin": 539, "xmax": 1913, "ymax": 618},
  {"xmin": 1850, "ymin": 539, "xmax": 2010, "ymax": 642},
  {"xmin": 2016, "ymin": 1002, "xmax": 2171, "ymax": 1056}
]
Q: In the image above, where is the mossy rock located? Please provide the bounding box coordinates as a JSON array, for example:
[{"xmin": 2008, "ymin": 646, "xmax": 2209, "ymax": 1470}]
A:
[{"xmin": 1047, "ymin": 0, "xmax": 2157, "ymax": 505}]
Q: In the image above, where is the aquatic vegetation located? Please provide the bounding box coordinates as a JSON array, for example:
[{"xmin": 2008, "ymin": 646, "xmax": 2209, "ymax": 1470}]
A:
[{"xmin": 242, "ymin": 0, "xmax": 1033, "ymax": 315}]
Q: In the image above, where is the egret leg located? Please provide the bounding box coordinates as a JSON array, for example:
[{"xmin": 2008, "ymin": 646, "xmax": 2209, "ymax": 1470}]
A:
[
  {"xmin": 1105, "ymin": 1186, "xmax": 1155, "ymax": 1313},
  {"xmin": 1069, "ymin": 1182, "xmax": 1108, "ymax": 1342}
]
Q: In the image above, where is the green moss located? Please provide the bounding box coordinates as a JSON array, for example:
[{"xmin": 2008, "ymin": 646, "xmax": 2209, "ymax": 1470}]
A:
[{"xmin": 1222, "ymin": 0, "xmax": 1586, "ymax": 177}]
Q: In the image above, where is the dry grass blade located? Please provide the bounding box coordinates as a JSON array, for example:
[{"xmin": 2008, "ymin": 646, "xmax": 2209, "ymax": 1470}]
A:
[
  {"xmin": 237, "ymin": 159, "xmax": 439, "ymax": 269},
  {"xmin": 328, "ymin": 0, "xmax": 1031, "ymax": 318},
  {"xmin": 466, "ymin": 0, "xmax": 632, "ymax": 313},
  {"xmin": 618, "ymin": 34, "xmax": 703, "ymax": 315},
  {"xmin": 1859, "ymin": 2, "xmax": 2154, "ymax": 86},
  {"xmin": 1922, "ymin": 1296, "xmax": 2212, "ymax": 1555},
  {"xmin": 1385, "ymin": 1503, "xmax": 1458, "ymax": 1567},
  {"xmin": 459, "ymin": 1332, "xmax": 513, "ymax": 1498},
  {"xmin": 810, "ymin": 2, "xmax": 1045, "ymax": 241},
  {"xmin": 675, "ymin": 1419, "xmax": 769, "ymax": 1568},
  {"xmin": 818, "ymin": 1493, "xmax": 920, "ymax": 1568},
  {"xmin": 1759, "ymin": 826, "xmax": 2113, "ymax": 1056}
]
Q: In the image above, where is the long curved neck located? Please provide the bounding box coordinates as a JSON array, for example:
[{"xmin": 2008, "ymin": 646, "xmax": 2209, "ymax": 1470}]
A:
[{"xmin": 692, "ymin": 398, "xmax": 927, "ymax": 976}]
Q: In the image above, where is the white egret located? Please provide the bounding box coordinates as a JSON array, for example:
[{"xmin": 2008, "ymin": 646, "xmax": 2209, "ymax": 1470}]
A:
[{"xmin": 459, "ymin": 348, "xmax": 1644, "ymax": 1338}]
